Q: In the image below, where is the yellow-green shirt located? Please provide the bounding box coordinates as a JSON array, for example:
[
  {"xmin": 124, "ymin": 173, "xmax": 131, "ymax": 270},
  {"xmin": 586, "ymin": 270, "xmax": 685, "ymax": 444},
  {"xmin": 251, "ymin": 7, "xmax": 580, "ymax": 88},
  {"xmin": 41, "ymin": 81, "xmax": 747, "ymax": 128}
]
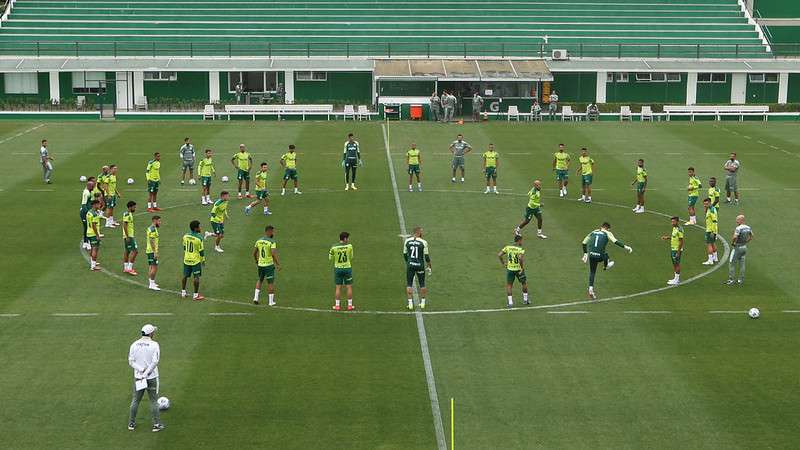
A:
[
  {"xmin": 501, "ymin": 245, "xmax": 525, "ymax": 271},
  {"xmin": 210, "ymin": 199, "xmax": 228, "ymax": 224},
  {"xmin": 86, "ymin": 210, "xmax": 101, "ymax": 238},
  {"xmin": 636, "ymin": 166, "xmax": 647, "ymax": 183},
  {"xmin": 145, "ymin": 160, "xmax": 160, "ymax": 182},
  {"xmin": 255, "ymin": 237, "xmax": 277, "ymax": 267},
  {"xmin": 688, "ymin": 176, "xmax": 701, "ymax": 197},
  {"xmin": 97, "ymin": 173, "xmax": 109, "ymax": 194},
  {"xmin": 579, "ymin": 155, "xmax": 594, "ymax": 175},
  {"xmin": 329, "ymin": 243, "xmax": 353, "ymax": 269},
  {"xmin": 670, "ymin": 226, "xmax": 684, "ymax": 251},
  {"xmin": 527, "ymin": 188, "xmax": 541, "ymax": 209},
  {"xmin": 255, "ymin": 170, "xmax": 268, "ymax": 191},
  {"xmin": 483, "ymin": 150, "xmax": 499, "ymax": 168},
  {"xmin": 145, "ymin": 225, "xmax": 159, "ymax": 254},
  {"xmin": 708, "ymin": 186, "xmax": 721, "ymax": 206},
  {"xmin": 182, "ymin": 232, "xmax": 204, "ymax": 265},
  {"xmin": 122, "ymin": 211, "xmax": 134, "ymax": 238},
  {"xmin": 705, "ymin": 206, "xmax": 718, "ymax": 234},
  {"xmin": 554, "ymin": 151, "xmax": 570, "ymax": 170},
  {"xmin": 233, "ymin": 151, "xmax": 251, "ymax": 171},
  {"xmin": 281, "ymin": 152, "xmax": 297, "ymax": 169},
  {"xmin": 407, "ymin": 149, "xmax": 421, "ymax": 165},
  {"xmin": 198, "ymin": 158, "xmax": 215, "ymax": 177},
  {"xmin": 107, "ymin": 174, "xmax": 117, "ymax": 195}
]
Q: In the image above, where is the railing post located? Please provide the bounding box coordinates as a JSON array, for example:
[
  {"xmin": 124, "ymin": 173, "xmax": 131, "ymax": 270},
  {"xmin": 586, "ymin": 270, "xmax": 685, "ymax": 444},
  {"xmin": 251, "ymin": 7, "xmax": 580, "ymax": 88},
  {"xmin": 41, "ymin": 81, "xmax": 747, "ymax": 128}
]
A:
[
  {"xmin": 113, "ymin": 41, "xmax": 117, "ymax": 58},
  {"xmin": 346, "ymin": 42, "xmax": 350, "ymax": 58},
  {"xmin": 501, "ymin": 43, "xmax": 505, "ymax": 58},
  {"xmin": 735, "ymin": 43, "xmax": 739, "ymax": 58},
  {"xmin": 36, "ymin": 41, "xmax": 39, "ymax": 57},
  {"xmin": 618, "ymin": 43, "xmax": 622, "ymax": 59},
  {"xmin": 427, "ymin": 43, "xmax": 430, "ymax": 58},
  {"xmin": 539, "ymin": 43, "xmax": 544, "ymax": 59},
  {"xmin": 268, "ymin": 42, "xmax": 272, "ymax": 59},
  {"xmin": 696, "ymin": 44, "xmax": 700, "ymax": 59},
  {"xmin": 228, "ymin": 42, "xmax": 232, "ymax": 58},
  {"xmin": 306, "ymin": 42, "xmax": 310, "ymax": 58},
  {"xmin": 463, "ymin": 43, "xmax": 467, "ymax": 58},
  {"xmin": 152, "ymin": 42, "xmax": 156, "ymax": 58},
  {"xmin": 189, "ymin": 42, "xmax": 193, "ymax": 58},
  {"xmin": 75, "ymin": 41, "xmax": 79, "ymax": 57},
  {"xmin": 579, "ymin": 42, "xmax": 583, "ymax": 58},
  {"xmin": 387, "ymin": 42, "xmax": 391, "ymax": 58},
  {"xmin": 657, "ymin": 43, "xmax": 661, "ymax": 59}
]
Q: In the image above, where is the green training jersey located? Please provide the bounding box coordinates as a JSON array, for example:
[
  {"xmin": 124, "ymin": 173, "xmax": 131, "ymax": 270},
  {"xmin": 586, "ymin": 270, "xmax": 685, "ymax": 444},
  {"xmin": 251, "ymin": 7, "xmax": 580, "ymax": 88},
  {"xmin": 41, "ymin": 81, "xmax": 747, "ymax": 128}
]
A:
[
  {"xmin": 146, "ymin": 225, "xmax": 159, "ymax": 254},
  {"xmin": 329, "ymin": 243, "xmax": 353, "ymax": 269},
  {"xmin": 343, "ymin": 141, "xmax": 360, "ymax": 161},
  {"xmin": 688, "ymin": 176, "xmax": 701, "ymax": 197},
  {"xmin": 501, "ymin": 244, "xmax": 525, "ymax": 271},
  {"xmin": 579, "ymin": 155, "xmax": 594, "ymax": 175},
  {"xmin": 210, "ymin": 199, "xmax": 228, "ymax": 224},
  {"xmin": 255, "ymin": 170, "xmax": 268, "ymax": 191},
  {"xmin": 670, "ymin": 226, "xmax": 684, "ymax": 251},
  {"xmin": 636, "ymin": 166, "xmax": 647, "ymax": 183},
  {"xmin": 232, "ymin": 151, "xmax": 251, "ymax": 171},
  {"xmin": 582, "ymin": 229, "xmax": 622, "ymax": 254},
  {"xmin": 145, "ymin": 160, "xmax": 160, "ymax": 182},
  {"xmin": 483, "ymin": 150, "xmax": 499, "ymax": 168},
  {"xmin": 255, "ymin": 237, "xmax": 277, "ymax": 267},
  {"xmin": 86, "ymin": 210, "xmax": 101, "ymax": 238},
  {"xmin": 527, "ymin": 187, "xmax": 541, "ymax": 209},
  {"xmin": 708, "ymin": 186, "xmax": 721, "ymax": 205},
  {"xmin": 122, "ymin": 211, "xmax": 134, "ymax": 239},
  {"xmin": 182, "ymin": 232, "xmax": 204, "ymax": 265},
  {"xmin": 554, "ymin": 151, "xmax": 570, "ymax": 170},
  {"xmin": 198, "ymin": 158, "xmax": 215, "ymax": 177},
  {"xmin": 281, "ymin": 152, "xmax": 297, "ymax": 169},
  {"xmin": 107, "ymin": 174, "xmax": 117, "ymax": 195},
  {"xmin": 403, "ymin": 237, "xmax": 429, "ymax": 268},
  {"xmin": 705, "ymin": 205, "xmax": 718, "ymax": 234},
  {"xmin": 406, "ymin": 148, "xmax": 420, "ymax": 165}
]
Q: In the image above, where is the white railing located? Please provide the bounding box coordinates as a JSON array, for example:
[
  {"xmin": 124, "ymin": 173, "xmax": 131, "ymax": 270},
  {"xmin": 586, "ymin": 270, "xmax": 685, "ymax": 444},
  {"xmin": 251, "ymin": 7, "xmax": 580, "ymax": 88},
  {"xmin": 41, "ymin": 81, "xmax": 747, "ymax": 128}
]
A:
[{"xmin": 0, "ymin": 0, "xmax": 16, "ymax": 27}]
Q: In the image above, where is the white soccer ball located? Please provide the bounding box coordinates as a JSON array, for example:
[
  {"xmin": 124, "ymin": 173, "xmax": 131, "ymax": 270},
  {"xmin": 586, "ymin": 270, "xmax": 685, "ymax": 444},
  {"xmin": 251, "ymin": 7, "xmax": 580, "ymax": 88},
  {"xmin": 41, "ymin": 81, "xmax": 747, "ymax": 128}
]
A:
[
  {"xmin": 157, "ymin": 396, "xmax": 170, "ymax": 410},
  {"xmin": 127, "ymin": 178, "xmax": 135, "ymax": 185},
  {"xmin": 748, "ymin": 307, "xmax": 760, "ymax": 319},
  {"xmin": 188, "ymin": 178, "xmax": 196, "ymax": 185},
  {"xmin": 79, "ymin": 175, "xmax": 87, "ymax": 182},
  {"xmin": 221, "ymin": 175, "xmax": 229, "ymax": 182}
]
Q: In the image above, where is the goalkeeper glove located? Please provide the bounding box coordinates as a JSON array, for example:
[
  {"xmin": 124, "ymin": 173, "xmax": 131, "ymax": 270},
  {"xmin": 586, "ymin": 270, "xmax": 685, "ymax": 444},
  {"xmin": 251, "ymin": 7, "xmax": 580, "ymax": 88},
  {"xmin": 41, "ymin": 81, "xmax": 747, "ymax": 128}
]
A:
[
  {"xmin": 426, "ymin": 267, "xmax": 432, "ymax": 276},
  {"xmin": 359, "ymin": 160, "xmax": 364, "ymax": 167},
  {"xmin": 581, "ymin": 253, "xmax": 588, "ymax": 264},
  {"xmin": 625, "ymin": 245, "xmax": 633, "ymax": 253}
]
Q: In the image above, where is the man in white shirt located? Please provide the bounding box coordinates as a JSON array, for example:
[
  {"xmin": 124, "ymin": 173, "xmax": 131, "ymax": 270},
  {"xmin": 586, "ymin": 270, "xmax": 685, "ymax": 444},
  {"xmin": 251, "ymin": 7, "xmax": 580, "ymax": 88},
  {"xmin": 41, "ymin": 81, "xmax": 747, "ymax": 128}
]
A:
[
  {"xmin": 40, "ymin": 139, "xmax": 54, "ymax": 184},
  {"xmin": 723, "ymin": 152, "xmax": 741, "ymax": 204},
  {"xmin": 128, "ymin": 324, "xmax": 164, "ymax": 432}
]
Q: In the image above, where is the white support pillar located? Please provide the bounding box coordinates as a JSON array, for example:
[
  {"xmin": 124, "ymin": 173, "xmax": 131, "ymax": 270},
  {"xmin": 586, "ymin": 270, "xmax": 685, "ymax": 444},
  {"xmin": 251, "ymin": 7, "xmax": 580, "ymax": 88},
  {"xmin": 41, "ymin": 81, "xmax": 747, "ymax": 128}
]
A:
[
  {"xmin": 778, "ymin": 72, "xmax": 789, "ymax": 105},
  {"xmin": 731, "ymin": 73, "xmax": 747, "ymax": 104},
  {"xmin": 115, "ymin": 71, "xmax": 130, "ymax": 111},
  {"xmin": 595, "ymin": 71, "xmax": 607, "ymax": 103},
  {"xmin": 685, "ymin": 72, "xmax": 697, "ymax": 105},
  {"xmin": 209, "ymin": 71, "xmax": 220, "ymax": 103},
  {"xmin": 48, "ymin": 71, "xmax": 59, "ymax": 104},
  {"xmin": 133, "ymin": 71, "xmax": 144, "ymax": 107},
  {"xmin": 284, "ymin": 70, "xmax": 295, "ymax": 104}
]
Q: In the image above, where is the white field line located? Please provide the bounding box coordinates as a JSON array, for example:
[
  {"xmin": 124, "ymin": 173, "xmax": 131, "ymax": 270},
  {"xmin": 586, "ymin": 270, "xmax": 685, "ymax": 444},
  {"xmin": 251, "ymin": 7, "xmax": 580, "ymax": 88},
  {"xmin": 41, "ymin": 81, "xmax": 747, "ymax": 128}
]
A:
[
  {"xmin": 547, "ymin": 311, "xmax": 589, "ymax": 314},
  {"xmin": 25, "ymin": 188, "xmax": 54, "ymax": 192},
  {"xmin": 782, "ymin": 310, "xmax": 800, "ymax": 313},
  {"xmin": 623, "ymin": 311, "xmax": 673, "ymax": 314},
  {"xmin": 0, "ymin": 123, "xmax": 44, "ymax": 146},
  {"xmin": 0, "ymin": 313, "xmax": 21, "ymax": 317},
  {"xmin": 383, "ymin": 122, "xmax": 447, "ymax": 450},
  {"xmin": 51, "ymin": 313, "xmax": 98, "ymax": 317},
  {"xmin": 208, "ymin": 312, "xmax": 252, "ymax": 316},
  {"xmin": 708, "ymin": 310, "xmax": 747, "ymax": 314}
]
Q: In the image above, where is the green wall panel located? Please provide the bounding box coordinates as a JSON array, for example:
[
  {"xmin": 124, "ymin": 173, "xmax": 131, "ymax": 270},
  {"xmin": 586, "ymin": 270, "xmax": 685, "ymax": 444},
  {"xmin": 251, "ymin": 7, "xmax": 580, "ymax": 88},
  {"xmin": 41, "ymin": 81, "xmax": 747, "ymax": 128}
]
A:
[
  {"xmin": 606, "ymin": 74, "xmax": 687, "ymax": 104},
  {"xmin": 746, "ymin": 80, "xmax": 779, "ymax": 103},
  {"xmin": 696, "ymin": 78, "xmax": 732, "ymax": 104},
  {"xmin": 59, "ymin": 72, "xmax": 75, "ymax": 101},
  {"xmin": 144, "ymin": 72, "xmax": 208, "ymax": 102},
  {"xmin": 787, "ymin": 74, "xmax": 800, "ymax": 102},
  {"xmin": 294, "ymin": 71, "xmax": 372, "ymax": 104},
  {"xmin": 753, "ymin": 0, "xmax": 800, "ymax": 18},
  {"xmin": 551, "ymin": 73, "xmax": 596, "ymax": 102},
  {"xmin": 378, "ymin": 80, "xmax": 435, "ymax": 97},
  {"xmin": 0, "ymin": 72, "xmax": 50, "ymax": 102}
]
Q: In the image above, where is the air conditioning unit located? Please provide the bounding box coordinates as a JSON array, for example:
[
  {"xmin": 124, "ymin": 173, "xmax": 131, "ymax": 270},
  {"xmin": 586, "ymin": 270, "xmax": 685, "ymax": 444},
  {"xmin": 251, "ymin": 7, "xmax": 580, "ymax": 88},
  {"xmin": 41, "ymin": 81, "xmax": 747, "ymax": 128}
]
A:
[{"xmin": 551, "ymin": 49, "xmax": 569, "ymax": 61}]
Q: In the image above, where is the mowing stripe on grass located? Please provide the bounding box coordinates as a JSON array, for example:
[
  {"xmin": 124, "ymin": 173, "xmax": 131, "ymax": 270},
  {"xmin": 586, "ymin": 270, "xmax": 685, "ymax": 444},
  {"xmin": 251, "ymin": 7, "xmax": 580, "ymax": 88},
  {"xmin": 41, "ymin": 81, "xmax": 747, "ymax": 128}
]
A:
[
  {"xmin": 547, "ymin": 311, "xmax": 589, "ymax": 314},
  {"xmin": 126, "ymin": 312, "xmax": 175, "ymax": 316},
  {"xmin": 51, "ymin": 313, "xmax": 98, "ymax": 317},
  {"xmin": 0, "ymin": 313, "xmax": 21, "ymax": 317},
  {"xmin": 383, "ymin": 122, "xmax": 447, "ymax": 450},
  {"xmin": 0, "ymin": 123, "xmax": 44, "ymax": 146},
  {"xmin": 708, "ymin": 310, "xmax": 746, "ymax": 314},
  {"xmin": 208, "ymin": 312, "xmax": 253, "ymax": 316}
]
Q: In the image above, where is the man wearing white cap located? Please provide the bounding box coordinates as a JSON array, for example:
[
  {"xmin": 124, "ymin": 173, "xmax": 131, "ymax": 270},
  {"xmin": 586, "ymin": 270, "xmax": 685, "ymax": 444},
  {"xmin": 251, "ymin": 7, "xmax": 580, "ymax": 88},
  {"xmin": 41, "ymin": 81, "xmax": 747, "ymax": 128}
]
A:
[{"xmin": 127, "ymin": 324, "xmax": 164, "ymax": 432}]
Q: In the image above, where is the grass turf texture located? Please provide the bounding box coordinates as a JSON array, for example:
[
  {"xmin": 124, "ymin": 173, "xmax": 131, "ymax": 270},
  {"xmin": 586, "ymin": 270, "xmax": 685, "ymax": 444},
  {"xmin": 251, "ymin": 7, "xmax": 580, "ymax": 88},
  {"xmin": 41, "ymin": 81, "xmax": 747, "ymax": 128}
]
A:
[{"xmin": 0, "ymin": 120, "xmax": 798, "ymax": 449}]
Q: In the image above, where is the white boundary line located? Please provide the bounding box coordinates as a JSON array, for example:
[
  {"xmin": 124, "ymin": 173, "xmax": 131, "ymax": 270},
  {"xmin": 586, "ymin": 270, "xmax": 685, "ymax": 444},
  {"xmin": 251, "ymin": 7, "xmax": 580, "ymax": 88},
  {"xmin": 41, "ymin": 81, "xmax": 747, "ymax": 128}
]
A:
[
  {"xmin": 383, "ymin": 122, "xmax": 447, "ymax": 450},
  {"xmin": 126, "ymin": 312, "xmax": 175, "ymax": 316},
  {"xmin": 0, "ymin": 123, "xmax": 44, "ymax": 146},
  {"xmin": 51, "ymin": 313, "xmax": 98, "ymax": 317},
  {"xmin": 0, "ymin": 313, "xmax": 21, "ymax": 317}
]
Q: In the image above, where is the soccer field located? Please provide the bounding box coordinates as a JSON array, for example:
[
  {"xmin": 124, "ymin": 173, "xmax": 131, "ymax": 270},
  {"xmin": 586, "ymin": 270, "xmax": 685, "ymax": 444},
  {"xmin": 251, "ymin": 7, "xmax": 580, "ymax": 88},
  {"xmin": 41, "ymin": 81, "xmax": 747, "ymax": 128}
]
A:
[{"xmin": 1, "ymin": 120, "xmax": 799, "ymax": 449}]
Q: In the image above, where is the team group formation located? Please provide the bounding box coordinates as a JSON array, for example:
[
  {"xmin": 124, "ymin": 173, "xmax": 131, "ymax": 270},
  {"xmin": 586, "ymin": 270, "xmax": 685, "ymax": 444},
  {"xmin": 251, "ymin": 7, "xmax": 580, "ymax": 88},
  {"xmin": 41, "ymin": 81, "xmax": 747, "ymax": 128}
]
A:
[{"xmin": 35, "ymin": 131, "xmax": 754, "ymax": 310}]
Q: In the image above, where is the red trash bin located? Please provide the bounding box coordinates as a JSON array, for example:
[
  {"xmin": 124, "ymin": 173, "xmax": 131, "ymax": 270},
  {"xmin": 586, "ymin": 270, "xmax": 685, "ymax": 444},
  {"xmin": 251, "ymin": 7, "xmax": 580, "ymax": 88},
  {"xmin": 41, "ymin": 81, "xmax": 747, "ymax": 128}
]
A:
[{"xmin": 410, "ymin": 104, "xmax": 423, "ymax": 120}]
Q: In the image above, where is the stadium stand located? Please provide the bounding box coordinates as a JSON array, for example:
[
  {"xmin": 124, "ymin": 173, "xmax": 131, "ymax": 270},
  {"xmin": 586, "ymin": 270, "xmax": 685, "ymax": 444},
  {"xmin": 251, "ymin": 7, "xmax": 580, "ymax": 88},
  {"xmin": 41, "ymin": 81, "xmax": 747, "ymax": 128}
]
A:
[{"xmin": 0, "ymin": 0, "xmax": 771, "ymax": 58}]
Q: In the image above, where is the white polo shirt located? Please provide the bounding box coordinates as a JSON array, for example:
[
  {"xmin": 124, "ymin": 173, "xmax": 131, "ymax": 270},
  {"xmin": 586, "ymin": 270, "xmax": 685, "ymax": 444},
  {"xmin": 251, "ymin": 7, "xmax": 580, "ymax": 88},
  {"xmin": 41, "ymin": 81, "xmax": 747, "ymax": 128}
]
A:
[{"xmin": 128, "ymin": 337, "xmax": 160, "ymax": 380}]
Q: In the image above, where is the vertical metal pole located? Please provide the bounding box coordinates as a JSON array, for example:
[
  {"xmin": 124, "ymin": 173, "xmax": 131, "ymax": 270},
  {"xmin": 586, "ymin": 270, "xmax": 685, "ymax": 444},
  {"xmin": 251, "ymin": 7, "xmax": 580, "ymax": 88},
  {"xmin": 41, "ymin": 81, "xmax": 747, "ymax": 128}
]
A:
[
  {"xmin": 696, "ymin": 44, "xmax": 700, "ymax": 59},
  {"xmin": 427, "ymin": 43, "xmax": 430, "ymax": 59}
]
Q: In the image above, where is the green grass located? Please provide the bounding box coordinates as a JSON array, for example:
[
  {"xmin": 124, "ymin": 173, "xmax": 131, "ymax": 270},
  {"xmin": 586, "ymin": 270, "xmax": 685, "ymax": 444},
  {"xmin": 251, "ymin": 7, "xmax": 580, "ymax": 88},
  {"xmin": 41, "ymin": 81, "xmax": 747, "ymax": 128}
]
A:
[{"xmin": 1, "ymin": 120, "xmax": 799, "ymax": 449}]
